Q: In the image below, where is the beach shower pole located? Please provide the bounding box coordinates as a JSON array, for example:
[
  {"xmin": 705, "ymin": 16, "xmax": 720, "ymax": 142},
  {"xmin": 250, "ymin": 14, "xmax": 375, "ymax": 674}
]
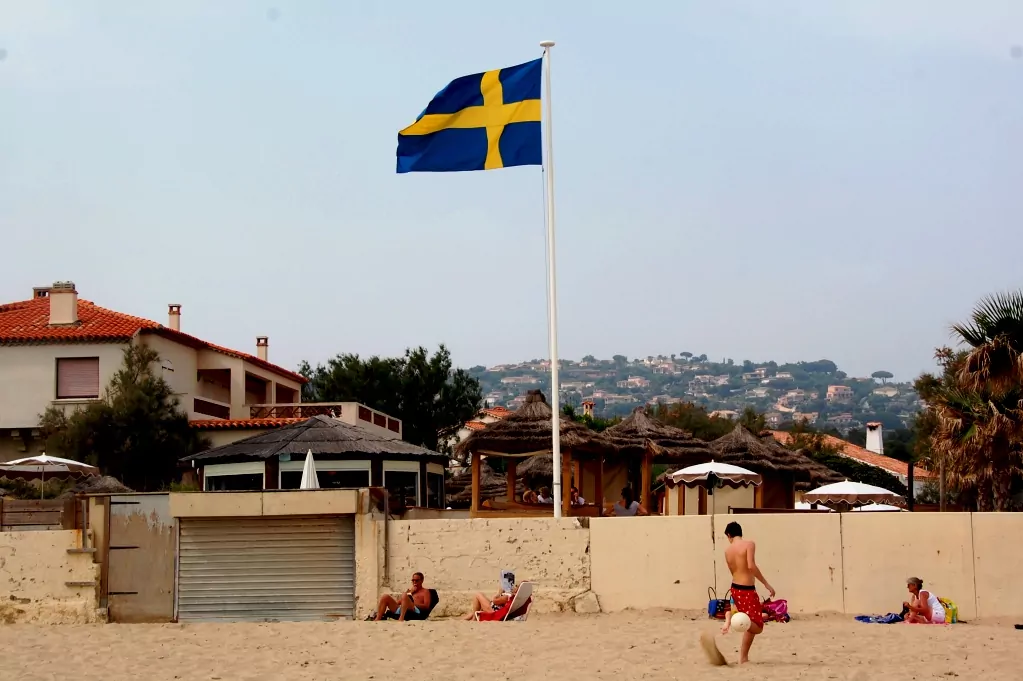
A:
[{"xmin": 540, "ymin": 40, "xmax": 562, "ymax": 518}]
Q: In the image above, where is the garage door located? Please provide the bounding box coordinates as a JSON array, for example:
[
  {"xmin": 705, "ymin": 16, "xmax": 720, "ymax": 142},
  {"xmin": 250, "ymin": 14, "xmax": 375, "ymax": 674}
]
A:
[{"xmin": 176, "ymin": 516, "xmax": 355, "ymax": 622}]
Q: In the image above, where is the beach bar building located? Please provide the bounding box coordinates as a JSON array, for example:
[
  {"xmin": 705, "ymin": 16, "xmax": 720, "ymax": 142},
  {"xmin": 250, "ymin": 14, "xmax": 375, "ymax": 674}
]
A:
[{"xmin": 182, "ymin": 414, "xmax": 448, "ymax": 508}]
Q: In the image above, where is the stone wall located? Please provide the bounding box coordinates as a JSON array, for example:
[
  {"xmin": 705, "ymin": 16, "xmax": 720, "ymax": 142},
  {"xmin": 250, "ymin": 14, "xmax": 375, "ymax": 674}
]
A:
[
  {"xmin": 0, "ymin": 530, "xmax": 102, "ymax": 624},
  {"xmin": 385, "ymin": 517, "xmax": 594, "ymax": 616}
]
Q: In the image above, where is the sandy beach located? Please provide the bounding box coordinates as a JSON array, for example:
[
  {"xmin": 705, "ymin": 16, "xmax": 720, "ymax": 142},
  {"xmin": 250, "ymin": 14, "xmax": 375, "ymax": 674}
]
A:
[{"xmin": 2, "ymin": 611, "xmax": 1020, "ymax": 681}]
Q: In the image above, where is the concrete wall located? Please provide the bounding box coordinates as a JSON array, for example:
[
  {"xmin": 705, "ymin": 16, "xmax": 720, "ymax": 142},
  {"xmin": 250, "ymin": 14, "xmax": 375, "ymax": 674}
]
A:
[
  {"xmin": 972, "ymin": 513, "xmax": 1023, "ymax": 618},
  {"xmin": 384, "ymin": 517, "xmax": 592, "ymax": 616},
  {"xmin": 0, "ymin": 530, "xmax": 102, "ymax": 624}
]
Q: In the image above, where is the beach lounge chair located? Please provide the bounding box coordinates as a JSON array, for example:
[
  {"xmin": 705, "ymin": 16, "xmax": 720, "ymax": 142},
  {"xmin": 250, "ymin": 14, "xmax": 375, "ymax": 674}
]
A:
[{"xmin": 475, "ymin": 582, "xmax": 533, "ymax": 622}]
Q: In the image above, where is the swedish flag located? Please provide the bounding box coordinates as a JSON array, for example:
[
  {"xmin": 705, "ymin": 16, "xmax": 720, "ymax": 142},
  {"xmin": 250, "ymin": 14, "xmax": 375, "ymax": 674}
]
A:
[{"xmin": 396, "ymin": 59, "xmax": 542, "ymax": 173}]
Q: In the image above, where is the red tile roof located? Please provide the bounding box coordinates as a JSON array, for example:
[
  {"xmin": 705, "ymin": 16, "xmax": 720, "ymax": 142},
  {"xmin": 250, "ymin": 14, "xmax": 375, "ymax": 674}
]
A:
[
  {"xmin": 481, "ymin": 407, "xmax": 511, "ymax": 419},
  {"xmin": 464, "ymin": 421, "xmax": 488, "ymax": 431},
  {"xmin": 769, "ymin": 431, "xmax": 936, "ymax": 480},
  {"xmin": 0, "ymin": 296, "xmax": 306, "ymax": 383},
  {"xmin": 190, "ymin": 418, "xmax": 305, "ymax": 430}
]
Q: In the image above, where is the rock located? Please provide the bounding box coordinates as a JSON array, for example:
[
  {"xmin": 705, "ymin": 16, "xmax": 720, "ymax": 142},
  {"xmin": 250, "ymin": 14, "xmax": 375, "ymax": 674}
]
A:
[{"xmin": 572, "ymin": 591, "xmax": 601, "ymax": 614}]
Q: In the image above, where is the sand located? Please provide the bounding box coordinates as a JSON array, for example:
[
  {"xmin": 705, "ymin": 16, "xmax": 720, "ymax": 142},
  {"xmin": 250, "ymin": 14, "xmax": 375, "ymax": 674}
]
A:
[{"xmin": 2, "ymin": 611, "xmax": 1020, "ymax": 681}]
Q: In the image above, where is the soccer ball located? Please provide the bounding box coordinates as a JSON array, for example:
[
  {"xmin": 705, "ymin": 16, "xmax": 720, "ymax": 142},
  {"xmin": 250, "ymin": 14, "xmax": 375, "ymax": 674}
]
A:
[{"xmin": 730, "ymin": 611, "xmax": 752, "ymax": 633}]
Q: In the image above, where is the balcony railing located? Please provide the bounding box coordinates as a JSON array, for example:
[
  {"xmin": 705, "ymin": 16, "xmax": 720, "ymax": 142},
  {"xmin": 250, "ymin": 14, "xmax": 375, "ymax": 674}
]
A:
[{"xmin": 248, "ymin": 403, "xmax": 347, "ymax": 419}]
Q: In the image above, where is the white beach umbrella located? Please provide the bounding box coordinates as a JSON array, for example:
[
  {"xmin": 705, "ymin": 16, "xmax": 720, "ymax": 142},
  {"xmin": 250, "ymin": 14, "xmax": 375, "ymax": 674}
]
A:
[
  {"xmin": 299, "ymin": 449, "xmax": 320, "ymax": 490},
  {"xmin": 803, "ymin": 480, "xmax": 904, "ymax": 509},
  {"xmin": 667, "ymin": 461, "xmax": 762, "ymax": 515},
  {"xmin": 0, "ymin": 453, "xmax": 98, "ymax": 499},
  {"xmin": 852, "ymin": 503, "xmax": 905, "ymax": 512}
]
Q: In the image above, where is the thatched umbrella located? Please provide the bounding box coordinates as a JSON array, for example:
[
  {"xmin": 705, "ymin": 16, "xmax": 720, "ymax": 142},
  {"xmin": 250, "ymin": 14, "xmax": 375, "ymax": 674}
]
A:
[
  {"xmin": 599, "ymin": 408, "xmax": 715, "ymax": 510},
  {"xmin": 446, "ymin": 462, "xmax": 524, "ymax": 508},
  {"xmin": 454, "ymin": 390, "xmax": 604, "ymax": 516}
]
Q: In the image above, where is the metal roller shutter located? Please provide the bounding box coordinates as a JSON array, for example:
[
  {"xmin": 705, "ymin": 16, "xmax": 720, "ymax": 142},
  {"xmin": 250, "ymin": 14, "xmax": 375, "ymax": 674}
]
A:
[{"xmin": 176, "ymin": 516, "xmax": 355, "ymax": 623}]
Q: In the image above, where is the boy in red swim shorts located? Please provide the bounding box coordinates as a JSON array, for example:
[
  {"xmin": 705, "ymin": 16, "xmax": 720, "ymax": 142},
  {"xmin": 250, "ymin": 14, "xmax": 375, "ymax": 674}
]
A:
[{"xmin": 720, "ymin": 521, "xmax": 775, "ymax": 664}]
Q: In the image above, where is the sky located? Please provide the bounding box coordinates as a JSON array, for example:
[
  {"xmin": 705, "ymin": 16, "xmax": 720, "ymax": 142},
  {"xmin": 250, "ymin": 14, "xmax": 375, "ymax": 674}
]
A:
[{"xmin": 2, "ymin": 1, "xmax": 1022, "ymax": 382}]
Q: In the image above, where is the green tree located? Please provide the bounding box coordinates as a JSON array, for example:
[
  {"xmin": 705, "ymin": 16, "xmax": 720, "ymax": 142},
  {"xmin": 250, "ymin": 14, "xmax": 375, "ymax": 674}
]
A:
[
  {"xmin": 871, "ymin": 370, "xmax": 894, "ymax": 384},
  {"xmin": 738, "ymin": 406, "xmax": 766, "ymax": 433},
  {"xmin": 39, "ymin": 345, "xmax": 207, "ymax": 491},
  {"xmin": 300, "ymin": 345, "xmax": 482, "ymax": 453}
]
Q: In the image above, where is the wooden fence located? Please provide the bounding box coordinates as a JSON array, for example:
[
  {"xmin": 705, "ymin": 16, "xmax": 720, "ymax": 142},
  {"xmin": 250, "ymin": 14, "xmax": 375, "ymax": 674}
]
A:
[{"xmin": 0, "ymin": 497, "xmax": 78, "ymax": 531}]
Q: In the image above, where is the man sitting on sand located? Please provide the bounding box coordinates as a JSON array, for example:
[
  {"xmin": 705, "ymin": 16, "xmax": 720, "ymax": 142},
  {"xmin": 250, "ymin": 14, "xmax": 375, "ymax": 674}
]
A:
[
  {"xmin": 721, "ymin": 521, "xmax": 775, "ymax": 664},
  {"xmin": 373, "ymin": 572, "xmax": 431, "ymax": 621}
]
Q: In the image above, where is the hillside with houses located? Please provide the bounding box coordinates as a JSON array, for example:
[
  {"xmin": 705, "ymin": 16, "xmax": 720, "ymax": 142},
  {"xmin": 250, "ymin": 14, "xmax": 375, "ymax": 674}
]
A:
[{"xmin": 469, "ymin": 354, "xmax": 923, "ymax": 434}]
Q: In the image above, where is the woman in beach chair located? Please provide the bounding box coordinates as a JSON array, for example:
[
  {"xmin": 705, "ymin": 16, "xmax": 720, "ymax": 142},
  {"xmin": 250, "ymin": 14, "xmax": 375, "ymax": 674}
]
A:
[
  {"xmin": 903, "ymin": 577, "xmax": 946, "ymax": 624},
  {"xmin": 475, "ymin": 582, "xmax": 533, "ymax": 622},
  {"xmin": 463, "ymin": 570, "xmax": 516, "ymax": 621}
]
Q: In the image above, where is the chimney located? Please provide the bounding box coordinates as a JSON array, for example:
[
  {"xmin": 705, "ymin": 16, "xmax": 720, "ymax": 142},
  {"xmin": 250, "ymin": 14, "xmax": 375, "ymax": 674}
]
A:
[
  {"xmin": 865, "ymin": 422, "xmax": 884, "ymax": 455},
  {"xmin": 167, "ymin": 304, "xmax": 181, "ymax": 331},
  {"xmin": 582, "ymin": 400, "xmax": 595, "ymax": 418},
  {"xmin": 256, "ymin": 336, "xmax": 269, "ymax": 362},
  {"xmin": 48, "ymin": 281, "xmax": 78, "ymax": 326}
]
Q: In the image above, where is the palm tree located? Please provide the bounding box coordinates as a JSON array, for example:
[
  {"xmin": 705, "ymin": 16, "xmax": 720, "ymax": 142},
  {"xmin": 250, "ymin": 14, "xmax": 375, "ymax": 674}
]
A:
[{"xmin": 935, "ymin": 291, "xmax": 1023, "ymax": 510}]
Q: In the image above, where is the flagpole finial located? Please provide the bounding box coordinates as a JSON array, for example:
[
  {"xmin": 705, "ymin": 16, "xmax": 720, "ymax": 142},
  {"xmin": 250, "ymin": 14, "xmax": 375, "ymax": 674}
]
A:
[{"xmin": 540, "ymin": 40, "xmax": 555, "ymax": 48}]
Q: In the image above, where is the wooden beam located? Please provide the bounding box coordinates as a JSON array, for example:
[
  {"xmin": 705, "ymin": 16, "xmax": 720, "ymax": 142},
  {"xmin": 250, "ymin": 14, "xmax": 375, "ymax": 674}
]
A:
[
  {"xmin": 561, "ymin": 449, "xmax": 573, "ymax": 517},
  {"xmin": 594, "ymin": 458, "xmax": 604, "ymax": 516},
  {"xmin": 641, "ymin": 447, "xmax": 653, "ymax": 511},
  {"xmin": 471, "ymin": 454, "xmax": 481, "ymax": 518},
  {"xmin": 573, "ymin": 460, "xmax": 581, "ymax": 492},
  {"xmin": 506, "ymin": 459, "xmax": 517, "ymax": 501}
]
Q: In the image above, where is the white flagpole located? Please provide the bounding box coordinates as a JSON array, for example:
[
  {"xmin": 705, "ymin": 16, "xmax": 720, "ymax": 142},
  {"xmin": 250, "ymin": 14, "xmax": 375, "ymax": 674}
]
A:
[{"xmin": 540, "ymin": 40, "xmax": 562, "ymax": 519}]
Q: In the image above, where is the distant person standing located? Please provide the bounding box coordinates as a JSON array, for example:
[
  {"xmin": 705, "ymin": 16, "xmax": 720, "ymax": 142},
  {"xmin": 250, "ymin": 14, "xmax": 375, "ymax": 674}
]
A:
[{"xmin": 721, "ymin": 522, "xmax": 775, "ymax": 664}]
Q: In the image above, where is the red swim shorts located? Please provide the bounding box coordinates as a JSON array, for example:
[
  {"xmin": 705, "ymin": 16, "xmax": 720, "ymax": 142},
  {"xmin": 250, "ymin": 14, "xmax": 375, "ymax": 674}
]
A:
[{"xmin": 730, "ymin": 584, "xmax": 764, "ymax": 627}]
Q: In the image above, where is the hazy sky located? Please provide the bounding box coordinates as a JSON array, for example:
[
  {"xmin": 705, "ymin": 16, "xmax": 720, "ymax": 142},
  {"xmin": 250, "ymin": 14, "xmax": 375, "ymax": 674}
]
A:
[{"xmin": 2, "ymin": 1, "xmax": 1022, "ymax": 382}]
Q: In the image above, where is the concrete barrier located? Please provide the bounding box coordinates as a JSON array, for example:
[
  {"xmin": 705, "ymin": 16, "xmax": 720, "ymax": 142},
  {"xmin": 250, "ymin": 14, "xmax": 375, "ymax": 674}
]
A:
[
  {"xmin": 971, "ymin": 513, "xmax": 1023, "ymax": 619},
  {"xmin": 0, "ymin": 530, "xmax": 102, "ymax": 624}
]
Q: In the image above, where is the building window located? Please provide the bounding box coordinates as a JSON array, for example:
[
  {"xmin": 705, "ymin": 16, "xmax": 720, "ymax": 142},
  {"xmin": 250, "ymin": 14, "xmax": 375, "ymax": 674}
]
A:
[
  {"xmin": 373, "ymin": 413, "xmax": 386, "ymax": 428},
  {"xmin": 427, "ymin": 472, "xmax": 445, "ymax": 509},
  {"xmin": 280, "ymin": 469, "xmax": 369, "ymax": 490},
  {"xmin": 55, "ymin": 358, "xmax": 100, "ymax": 399},
  {"xmin": 385, "ymin": 471, "xmax": 419, "ymax": 508},
  {"xmin": 387, "ymin": 418, "xmax": 400, "ymax": 433},
  {"xmin": 358, "ymin": 406, "xmax": 372, "ymax": 422},
  {"xmin": 204, "ymin": 474, "xmax": 263, "ymax": 491}
]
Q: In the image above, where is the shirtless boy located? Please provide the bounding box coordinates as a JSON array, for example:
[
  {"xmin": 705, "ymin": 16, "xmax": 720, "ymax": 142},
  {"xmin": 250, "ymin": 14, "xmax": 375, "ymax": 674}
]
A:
[{"xmin": 721, "ymin": 521, "xmax": 775, "ymax": 664}]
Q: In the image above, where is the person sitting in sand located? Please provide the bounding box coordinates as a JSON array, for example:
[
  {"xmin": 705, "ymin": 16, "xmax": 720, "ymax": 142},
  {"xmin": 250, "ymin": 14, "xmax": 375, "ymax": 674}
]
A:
[
  {"xmin": 903, "ymin": 577, "xmax": 945, "ymax": 624},
  {"xmin": 463, "ymin": 570, "xmax": 517, "ymax": 620},
  {"xmin": 373, "ymin": 572, "xmax": 431, "ymax": 621},
  {"xmin": 608, "ymin": 487, "xmax": 649, "ymax": 516}
]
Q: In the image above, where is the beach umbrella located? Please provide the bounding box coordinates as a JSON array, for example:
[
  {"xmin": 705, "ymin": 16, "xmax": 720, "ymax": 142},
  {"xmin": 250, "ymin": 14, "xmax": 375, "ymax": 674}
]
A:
[
  {"xmin": 0, "ymin": 453, "xmax": 98, "ymax": 499},
  {"xmin": 803, "ymin": 480, "xmax": 904, "ymax": 510},
  {"xmin": 852, "ymin": 503, "xmax": 905, "ymax": 512},
  {"xmin": 299, "ymin": 449, "xmax": 320, "ymax": 490},
  {"xmin": 666, "ymin": 461, "xmax": 762, "ymax": 515}
]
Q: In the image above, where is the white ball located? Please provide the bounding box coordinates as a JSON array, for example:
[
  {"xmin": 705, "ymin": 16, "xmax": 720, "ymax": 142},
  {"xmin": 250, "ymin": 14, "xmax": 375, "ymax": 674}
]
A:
[{"xmin": 730, "ymin": 611, "xmax": 752, "ymax": 633}]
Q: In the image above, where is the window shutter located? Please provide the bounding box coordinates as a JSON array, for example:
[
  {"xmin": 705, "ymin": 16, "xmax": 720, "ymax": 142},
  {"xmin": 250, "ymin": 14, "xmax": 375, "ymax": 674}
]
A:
[{"xmin": 57, "ymin": 358, "xmax": 100, "ymax": 399}]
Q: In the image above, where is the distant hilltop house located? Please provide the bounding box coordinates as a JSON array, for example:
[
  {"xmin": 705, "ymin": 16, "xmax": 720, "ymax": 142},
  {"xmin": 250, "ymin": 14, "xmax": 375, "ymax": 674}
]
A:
[
  {"xmin": 826, "ymin": 385, "xmax": 854, "ymax": 402},
  {"xmin": 774, "ymin": 371, "xmax": 794, "ymax": 380},
  {"xmin": 500, "ymin": 375, "xmax": 539, "ymax": 385},
  {"xmin": 746, "ymin": 387, "xmax": 771, "ymax": 399},
  {"xmin": 448, "ymin": 406, "xmax": 513, "ymax": 452},
  {"xmin": 790, "ymin": 411, "xmax": 820, "ymax": 424},
  {"xmin": 826, "ymin": 412, "xmax": 855, "ymax": 425},
  {"xmin": 872, "ymin": 385, "xmax": 900, "ymax": 398},
  {"xmin": 0, "ymin": 281, "xmax": 402, "ymax": 458},
  {"xmin": 709, "ymin": 410, "xmax": 739, "ymax": 419},
  {"xmin": 652, "ymin": 362, "xmax": 681, "ymax": 375},
  {"xmin": 616, "ymin": 376, "xmax": 651, "ymax": 389},
  {"xmin": 741, "ymin": 367, "xmax": 768, "ymax": 381}
]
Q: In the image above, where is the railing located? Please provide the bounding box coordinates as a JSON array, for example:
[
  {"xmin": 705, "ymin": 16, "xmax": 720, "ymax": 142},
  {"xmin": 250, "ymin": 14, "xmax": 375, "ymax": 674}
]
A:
[
  {"xmin": 0, "ymin": 498, "xmax": 76, "ymax": 531},
  {"xmin": 248, "ymin": 402, "xmax": 347, "ymax": 419}
]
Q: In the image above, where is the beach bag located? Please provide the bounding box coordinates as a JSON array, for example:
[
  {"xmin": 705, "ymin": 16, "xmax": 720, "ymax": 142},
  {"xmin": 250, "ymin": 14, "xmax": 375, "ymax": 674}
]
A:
[
  {"xmin": 707, "ymin": 587, "xmax": 731, "ymax": 620},
  {"xmin": 938, "ymin": 597, "xmax": 958, "ymax": 624},
  {"xmin": 763, "ymin": 599, "xmax": 790, "ymax": 623}
]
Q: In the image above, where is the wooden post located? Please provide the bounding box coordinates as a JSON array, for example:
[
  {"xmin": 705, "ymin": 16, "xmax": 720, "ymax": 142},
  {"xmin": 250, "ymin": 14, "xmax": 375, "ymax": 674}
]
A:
[
  {"xmin": 561, "ymin": 449, "xmax": 573, "ymax": 517},
  {"xmin": 471, "ymin": 454, "xmax": 481, "ymax": 517},
  {"xmin": 754, "ymin": 483, "xmax": 764, "ymax": 509},
  {"xmin": 573, "ymin": 460, "xmax": 581, "ymax": 491},
  {"xmin": 264, "ymin": 456, "xmax": 280, "ymax": 490},
  {"xmin": 506, "ymin": 459, "xmax": 517, "ymax": 501},
  {"xmin": 594, "ymin": 458, "xmax": 604, "ymax": 515},
  {"xmin": 641, "ymin": 447, "xmax": 652, "ymax": 511}
]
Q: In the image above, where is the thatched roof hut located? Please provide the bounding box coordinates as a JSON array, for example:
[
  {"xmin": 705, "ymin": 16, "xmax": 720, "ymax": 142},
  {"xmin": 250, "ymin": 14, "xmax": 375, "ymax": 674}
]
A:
[
  {"xmin": 58, "ymin": 475, "xmax": 133, "ymax": 499},
  {"xmin": 454, "ymin": 390, "xmax": 600, "ymax": 459},
  {"xmin": 183, "ymin": 415, "xmax": 445, "ymax": 465},
  {"xmin": 600, "ymin": 408, "xmax": 714, "ymax": 463},
  {"xmin": 446, "ymin": 462, "xmax": 523, "ymax": 507},
  {"xmin": 705, "ymin": 425, "xmax": 824, "ymax": 479}
]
